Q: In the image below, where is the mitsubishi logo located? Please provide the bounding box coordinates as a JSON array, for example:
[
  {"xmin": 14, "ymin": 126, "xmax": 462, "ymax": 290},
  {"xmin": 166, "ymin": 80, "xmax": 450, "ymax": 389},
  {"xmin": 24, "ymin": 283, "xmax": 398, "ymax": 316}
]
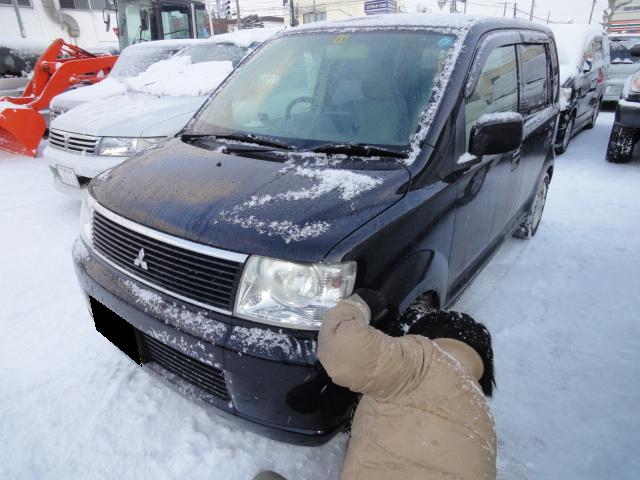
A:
[{"xmin": 134, "ymin": 248, "xmax": 148, "ymax": 271}]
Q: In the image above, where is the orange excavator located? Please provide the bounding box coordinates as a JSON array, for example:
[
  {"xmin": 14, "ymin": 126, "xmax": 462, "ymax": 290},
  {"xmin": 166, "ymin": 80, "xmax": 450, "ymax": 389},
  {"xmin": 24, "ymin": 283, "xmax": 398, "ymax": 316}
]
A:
[{"xmin": 0, "ymin": 39, "xmax": 117, "ymax": 157}]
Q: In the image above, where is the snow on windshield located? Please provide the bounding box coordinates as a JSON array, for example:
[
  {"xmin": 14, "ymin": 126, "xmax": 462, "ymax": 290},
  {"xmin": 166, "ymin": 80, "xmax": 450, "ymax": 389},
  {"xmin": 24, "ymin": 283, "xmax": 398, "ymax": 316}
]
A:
[
  {"xmin": 609, "ymin": 36, "xmax": 640, "ymax": 64},
  {"xmin": 124, "ymin": 55, "xmax": 234, "ymax": 97},
  {"xmin": 110, "ymin": 44, "xmax": 185, "ymax": 79}
]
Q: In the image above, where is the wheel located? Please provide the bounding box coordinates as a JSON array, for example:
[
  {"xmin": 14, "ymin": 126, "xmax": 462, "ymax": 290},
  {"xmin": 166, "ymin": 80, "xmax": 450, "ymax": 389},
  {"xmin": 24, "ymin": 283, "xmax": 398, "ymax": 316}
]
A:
[
  {"xmin": 606, "ymin": 123, "xmax": 637, "ymax": 163},
  {"xmin": 514, "ymin": 173, "xmax": 550, "ymax": 239},
  {"xmin": 554, "ymin": 115, "xmax": 575, "ymax": 155},
  {"xmin": 584, "ymin": 98, "xmax": 601, "ymax": 130}
]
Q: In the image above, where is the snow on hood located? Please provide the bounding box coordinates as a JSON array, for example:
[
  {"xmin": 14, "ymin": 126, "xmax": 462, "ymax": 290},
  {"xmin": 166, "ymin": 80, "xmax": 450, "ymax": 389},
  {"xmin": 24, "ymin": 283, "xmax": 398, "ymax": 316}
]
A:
[
  {"xmin": 210, "ymin": 27, "xmax": 281, "ymax": 47},
  {"xmin": 52, "ymin": 77, "xmax": 126, "ymax": 109},
  {"xmin": 123, "ymin": 56, "xmax": 233, "ymax": 97},
  {"xmin": 52, "ymin": 92, "xmax": 205, "ymax": 137}
]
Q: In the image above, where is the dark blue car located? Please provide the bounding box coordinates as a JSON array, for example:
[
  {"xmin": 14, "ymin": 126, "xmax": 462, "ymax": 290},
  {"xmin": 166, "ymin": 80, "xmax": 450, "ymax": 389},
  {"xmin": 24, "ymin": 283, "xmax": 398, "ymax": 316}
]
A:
[{"xmin": 73, "ymin": 15, "xmax": 559, "ymax": 445}]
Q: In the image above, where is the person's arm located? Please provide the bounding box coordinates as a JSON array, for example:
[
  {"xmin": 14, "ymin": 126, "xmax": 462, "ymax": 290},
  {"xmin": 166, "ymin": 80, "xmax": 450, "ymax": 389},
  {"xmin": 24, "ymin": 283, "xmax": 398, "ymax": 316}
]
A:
[{"xmin": 317, "ymin": 295, "xmax": 433, "ymax": 401}]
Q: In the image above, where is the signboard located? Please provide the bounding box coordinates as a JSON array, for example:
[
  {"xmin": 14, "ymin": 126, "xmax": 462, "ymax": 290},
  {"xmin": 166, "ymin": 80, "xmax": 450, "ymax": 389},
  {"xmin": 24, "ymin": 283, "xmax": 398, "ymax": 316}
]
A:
[{"xmin": 364, "ymin": 0, "xmax": 397, "ymax": 15}]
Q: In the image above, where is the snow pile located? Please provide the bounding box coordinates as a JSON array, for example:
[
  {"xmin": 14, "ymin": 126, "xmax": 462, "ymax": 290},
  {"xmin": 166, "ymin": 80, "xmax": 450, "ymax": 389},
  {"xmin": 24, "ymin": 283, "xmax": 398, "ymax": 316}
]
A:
[
  {"xmin": 0, "ymin": 37, "xmax": 48, "ymax": 51},
  {"xmin": 0, "ymin": 101, "xmax": 27, "ymax": 112},
  {"xmin": 549, "ymin": 24, "xmax": 605, "ymax": 85},
  {"xmin": 124, "ymin": 56, "xmax": 234, "ymax": 97},
  {"xmin": 56, "ymin": 77, "xmax": 126, "ymax": 103}
]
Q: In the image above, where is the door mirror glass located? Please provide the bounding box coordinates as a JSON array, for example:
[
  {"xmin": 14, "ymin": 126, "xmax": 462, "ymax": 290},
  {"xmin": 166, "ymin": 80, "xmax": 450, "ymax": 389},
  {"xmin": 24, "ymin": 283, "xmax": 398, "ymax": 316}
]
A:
[
  {"xmin": 583, "ymin": 58, "xmax": 593, "ymax": 72},
  {"xmin": 469, "ymin": 113, "xmax": 524, "ymax": 156},
  {"xmin": 630, "ymin": 44, "xmax": 640, "ymax": 57}
]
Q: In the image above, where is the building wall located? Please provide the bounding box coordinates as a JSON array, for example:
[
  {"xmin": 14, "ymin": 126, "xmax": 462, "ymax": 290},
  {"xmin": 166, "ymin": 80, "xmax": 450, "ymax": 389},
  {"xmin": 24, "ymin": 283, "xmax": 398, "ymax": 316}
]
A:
[
  {"xmin": 283, "ymin": 0, "xmax": 373, "ymax": 26},
  {"xmin": 610, "ymin": 0, "xmax": 640, "ymax": 33},
  {"xmin": 1, "ymin": 1, "xmax": 120, "ymax": 49}
]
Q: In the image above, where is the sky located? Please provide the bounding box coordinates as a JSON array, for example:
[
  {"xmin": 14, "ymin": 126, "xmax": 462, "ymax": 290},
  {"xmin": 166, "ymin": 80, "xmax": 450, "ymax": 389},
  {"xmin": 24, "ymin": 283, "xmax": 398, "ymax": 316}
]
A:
[{"xmin": 237, "ymin": 0, "xmax": 610, "ymax": 25}]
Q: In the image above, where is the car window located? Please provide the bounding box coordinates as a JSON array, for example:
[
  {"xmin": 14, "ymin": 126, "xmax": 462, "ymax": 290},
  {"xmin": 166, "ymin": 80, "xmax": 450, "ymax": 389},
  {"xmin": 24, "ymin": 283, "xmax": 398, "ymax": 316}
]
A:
[
  {"xmin": 594, "ymin": 39, "xmax": 604, "ymax": 62},
  {"xmin": 519, "ymin": 44, "xmax": 550, "ymax": 116},
  {"xmin": 610, "ymin": 36, "xmax": 640, "ymax": 64},
  {"xmin": 177, "ymin": 43, "xmax": 247, "ymax": 67},
  {"xmin": 465, "ymin": 45, "xmax": 518, "ymax": 147},
  {"xmin": 161, "ymin": 4, "xmax": 191, "ymax": 39}
]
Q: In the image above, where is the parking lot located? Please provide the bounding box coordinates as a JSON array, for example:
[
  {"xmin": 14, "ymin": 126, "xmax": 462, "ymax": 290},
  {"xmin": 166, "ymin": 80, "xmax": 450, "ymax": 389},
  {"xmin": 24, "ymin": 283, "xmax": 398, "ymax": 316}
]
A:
[{"xmin": 1, "ymin": 109, "xmax": 639, "ymax": 479}]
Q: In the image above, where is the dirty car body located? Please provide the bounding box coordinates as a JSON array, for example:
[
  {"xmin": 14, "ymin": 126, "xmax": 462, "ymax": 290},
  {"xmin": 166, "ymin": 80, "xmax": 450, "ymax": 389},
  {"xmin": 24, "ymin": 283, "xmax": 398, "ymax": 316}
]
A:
[{"xmin": 73, "ymin": 15, "xmax": 558, "ymax": 444}]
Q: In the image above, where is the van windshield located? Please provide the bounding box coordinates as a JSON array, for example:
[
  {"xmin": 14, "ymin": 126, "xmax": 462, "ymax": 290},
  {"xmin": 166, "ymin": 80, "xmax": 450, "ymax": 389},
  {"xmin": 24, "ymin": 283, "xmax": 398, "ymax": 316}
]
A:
[
  {"xmin": 189, "ymin": 32, "xmax": 456, "ymax": 150},
  {"xmin": 610, "ymin": 36, "xmax": 640, "ymax": 64}
]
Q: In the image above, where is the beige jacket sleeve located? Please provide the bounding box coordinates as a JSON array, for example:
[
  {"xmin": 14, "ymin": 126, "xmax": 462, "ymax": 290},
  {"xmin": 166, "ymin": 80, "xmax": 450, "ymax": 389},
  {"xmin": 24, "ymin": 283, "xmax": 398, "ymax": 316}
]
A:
[{"xmin": 317, "ymin": 295, "xmax": 433, "ymax": 401}]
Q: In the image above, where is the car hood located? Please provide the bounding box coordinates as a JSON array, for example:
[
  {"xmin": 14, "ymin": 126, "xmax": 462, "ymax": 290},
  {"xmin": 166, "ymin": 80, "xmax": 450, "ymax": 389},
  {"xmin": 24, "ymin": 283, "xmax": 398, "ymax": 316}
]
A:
[
  {"xmin": 608, "ymin": 63, "xmax": 640, "ymax": 82},
  {"xmin": 90, "ymin": 138, "xmax": 410, "ymax": 263},
  {"xmin": 50, "ymin": 77, "xmax": 127, "ymax": 111},
  {"xmin": 52, "ymin": 92, "xmax": 205, "ymax": 137}
]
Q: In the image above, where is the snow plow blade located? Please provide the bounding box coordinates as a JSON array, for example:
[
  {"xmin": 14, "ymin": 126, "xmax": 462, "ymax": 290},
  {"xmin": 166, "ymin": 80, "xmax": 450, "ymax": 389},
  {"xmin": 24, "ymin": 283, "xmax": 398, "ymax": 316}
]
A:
[
  {"xmin": 0, "ymin": 38, "xmax": 117, "ymax": 158},
  {"xmin": 0, "ymin": 107, "xmax": 46, "ymax": 157}
]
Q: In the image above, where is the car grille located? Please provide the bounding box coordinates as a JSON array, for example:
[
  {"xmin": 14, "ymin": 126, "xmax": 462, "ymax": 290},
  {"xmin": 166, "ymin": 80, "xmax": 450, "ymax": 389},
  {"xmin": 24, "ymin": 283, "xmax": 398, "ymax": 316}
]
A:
[
  {"xmin": 49, "ymin": 129, "xmax": 98, "ymax": 154},
  {"xmin": 140, "ymin": 331, "xmax": 231, "ymax": 402},
  {"xmin": 91, "ymin": 206, "xmax": 245, "ymax": 313}
]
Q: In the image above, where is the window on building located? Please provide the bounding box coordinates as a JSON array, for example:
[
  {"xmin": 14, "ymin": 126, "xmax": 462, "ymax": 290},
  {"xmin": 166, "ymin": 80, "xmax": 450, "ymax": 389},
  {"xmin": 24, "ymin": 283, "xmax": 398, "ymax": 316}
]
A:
[
  {"xmin": 518, "ymin": 44, "xmax": 550, "ymax": 115},
  {"xmin": 465, "ymin": 45, "xmax": 518, "ymax": 145},
  {"xmin": 302, "ymin": 12, "xmax": 326, "ymax": 23},
  {"xmin": 622, "ymin": 5, "xmax": 640, "ymax": 11},
  {"xmin": 58, "ymin": 0, "xmax": 107, "ymax": 9},
  {"xmin": 0, "ymin": 0, "xmax": 32, "ymax": 6}
]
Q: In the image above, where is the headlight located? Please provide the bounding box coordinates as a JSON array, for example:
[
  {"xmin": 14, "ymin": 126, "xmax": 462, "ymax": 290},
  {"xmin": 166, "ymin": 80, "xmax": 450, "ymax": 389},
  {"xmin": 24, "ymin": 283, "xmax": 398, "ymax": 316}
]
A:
[
  {"xmin": 97, "ymin": 137, "xmax": 164, "ymax": 156},
  {"xmin": 234, "ymin": 256, "xmax": 357, "ymax": 330},
  {"xmin": 559, "ymin": 87, "xmax": 572, "ymax": 111},
  {"xmin": 630, "ymin": 72, "xmax": 640, "ymax": 93},
  {"xmin": 79, "ymin": 193, "xmax": 96, "ymax": 246},
  {"xmin": 97, "ymin": 137, "xmax": 137, "ymax": 156}
]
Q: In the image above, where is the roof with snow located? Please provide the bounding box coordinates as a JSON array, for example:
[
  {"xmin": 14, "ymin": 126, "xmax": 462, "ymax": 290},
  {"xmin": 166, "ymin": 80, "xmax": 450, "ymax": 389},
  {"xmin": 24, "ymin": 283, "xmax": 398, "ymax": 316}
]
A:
[{"xmin": 283, "ymin": 13, "xmax": 552, "ymax": 34}]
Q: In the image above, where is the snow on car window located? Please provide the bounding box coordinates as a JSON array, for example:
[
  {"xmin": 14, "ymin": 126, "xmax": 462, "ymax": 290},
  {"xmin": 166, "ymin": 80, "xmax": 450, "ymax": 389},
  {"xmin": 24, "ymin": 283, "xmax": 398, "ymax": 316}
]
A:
[
  {"xmin": 110, "ymin": 44, "xmax": 184, "ymax": 79},
  {"xmin": 609, "ymin": 36, "xmax": 640, "ymax": 64},
  {"xmin": 190, "ymin": 30, "xmax": 464, "ymax": 164}
]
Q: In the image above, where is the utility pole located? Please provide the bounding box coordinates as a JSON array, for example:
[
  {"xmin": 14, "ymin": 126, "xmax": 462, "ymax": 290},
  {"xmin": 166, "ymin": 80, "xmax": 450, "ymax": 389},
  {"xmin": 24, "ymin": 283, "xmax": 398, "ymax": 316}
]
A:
[
  {"xmin": 11, "ymin": 0, "xmax": 26, "ymax": 38},
  {"xmin": 463, "ymin": 0, "xmax": 467, "ymax": 13},
  {"xmin": 450, "ymin": 0, "xmax": 457, "ymax": 13},
  {"xmin": 503, "ymin": 2, "xmax": 508, "ymax": 18},
  {"xmin": 588, "ymin": 0, "xmax": 597, "ymax": 24},
  {"xmin": 529, "ymin": 0, "xmax": 535, "ymax": 21},
  {"xmin": 546, "ymin": 10, "xmax": 550, "ymax": 24},
  {"xmin": 235, "ymin": 0, "xmax": 240, "ymax": 29},
  {"xmin": 513, "ymin": 2, "xmax": 517, "ymax": 19},
  {"xmin": 289, "ymin": 0, "xmax": 296, "ymax": 26}
]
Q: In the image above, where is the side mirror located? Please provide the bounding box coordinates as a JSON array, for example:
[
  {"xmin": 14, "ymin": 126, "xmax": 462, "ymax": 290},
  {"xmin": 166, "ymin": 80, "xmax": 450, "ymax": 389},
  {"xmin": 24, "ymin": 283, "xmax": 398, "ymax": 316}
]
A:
[
  {"xmin": 630, "ymin": 44, "xmax": 640, "ymax": 57},
  {"xmin": 469, "ymin": 112, "xmax": 524, "ymax": 157},
  {"xmin": 583, "ymin": 58, "xmax": 593, "ymax": 73},
  {"xmin": 140, "ymin": 10, "xmax": 149, "ymax": 31}
]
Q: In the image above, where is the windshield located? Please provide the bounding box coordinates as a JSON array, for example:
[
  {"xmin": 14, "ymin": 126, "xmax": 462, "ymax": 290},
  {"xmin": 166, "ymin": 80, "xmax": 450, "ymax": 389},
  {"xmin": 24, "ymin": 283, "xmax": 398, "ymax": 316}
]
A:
[
  {"xmin": 175, "ymin": 43, "xmax": 248, "ymax": 67},
  {"xmin": 190, "ymin": 32, "xmax": 456, "ymax": 149},
  {"xmin": 111, "ymin": 44, "xmax": 183, "ymax": 78},
  {"xmin": 610, "ymin": 36, "xmax": 640, "ymax": 64}
]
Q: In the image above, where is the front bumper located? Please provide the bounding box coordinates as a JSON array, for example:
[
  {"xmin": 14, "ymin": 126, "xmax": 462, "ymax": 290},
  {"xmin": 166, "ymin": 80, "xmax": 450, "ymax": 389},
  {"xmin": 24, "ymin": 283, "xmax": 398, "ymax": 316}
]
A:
[
  {"xmin": 615, "ymin": 99, "xmax": 640, "ymax": 129},
  {"xmin": 45, "ymin": 145, "xmax": 128, "ymax": 197},
  {"xmin": 72, "ymin": 238, "xmax": 354, "ymax": 445}
]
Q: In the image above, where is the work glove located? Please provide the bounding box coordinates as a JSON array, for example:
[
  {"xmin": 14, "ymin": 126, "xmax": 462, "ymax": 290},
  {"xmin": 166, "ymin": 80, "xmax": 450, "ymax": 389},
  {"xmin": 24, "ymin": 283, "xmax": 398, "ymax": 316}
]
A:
[{"xmin": 354, "ymin": 288, "xmax": 388, "ymax": 328}]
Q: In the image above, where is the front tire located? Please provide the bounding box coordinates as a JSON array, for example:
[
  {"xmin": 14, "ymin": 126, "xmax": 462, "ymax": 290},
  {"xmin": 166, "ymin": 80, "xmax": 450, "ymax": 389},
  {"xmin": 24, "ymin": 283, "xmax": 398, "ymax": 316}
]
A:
[
  {"xmin": 606, "ymin": 124, "xmax": 637, "ymax": 163},
  {"xmin": 554, "ymin": 114, "xmax": 575, "ymax": 155},
  {"xmin": 514, "ymin": 173, "xmax": 550, "ymax": 239}
]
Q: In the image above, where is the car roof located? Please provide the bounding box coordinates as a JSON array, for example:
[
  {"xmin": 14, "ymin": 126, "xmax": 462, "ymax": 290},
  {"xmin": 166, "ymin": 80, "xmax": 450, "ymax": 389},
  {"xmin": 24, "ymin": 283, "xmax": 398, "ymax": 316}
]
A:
[{"xmin": 281, "ymin": 13, "xmax": 552, "ymax": 36}]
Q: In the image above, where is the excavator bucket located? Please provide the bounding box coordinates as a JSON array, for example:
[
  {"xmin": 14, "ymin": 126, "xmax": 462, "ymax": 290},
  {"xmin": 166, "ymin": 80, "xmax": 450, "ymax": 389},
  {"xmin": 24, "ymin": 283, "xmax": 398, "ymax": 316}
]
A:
[
  {"xmin": 0, "ymin": 38, "xmax": 117, "ymax": 157},
  {"xmin": 0, "ymin": 105, "xmax": 46, "ymax": 157}
]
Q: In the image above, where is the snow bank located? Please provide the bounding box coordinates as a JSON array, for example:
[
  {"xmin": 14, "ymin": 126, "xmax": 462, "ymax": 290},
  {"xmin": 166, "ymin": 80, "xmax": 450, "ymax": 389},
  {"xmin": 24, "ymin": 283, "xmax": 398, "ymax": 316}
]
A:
[
  {"xmin": 124, "ymin": 56, "xmax": 233, "ymax": 97},
  {"xmin": 0, "ymin": 37, "xmax": 48, "ymax": 51}
]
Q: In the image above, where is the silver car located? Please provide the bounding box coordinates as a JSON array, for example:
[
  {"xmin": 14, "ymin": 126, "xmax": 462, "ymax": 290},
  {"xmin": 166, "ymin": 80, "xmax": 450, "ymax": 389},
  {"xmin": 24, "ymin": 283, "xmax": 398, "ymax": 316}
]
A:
[{"xmin": 605, "ymin": 34, "xmax": 640, "ymax": 102}]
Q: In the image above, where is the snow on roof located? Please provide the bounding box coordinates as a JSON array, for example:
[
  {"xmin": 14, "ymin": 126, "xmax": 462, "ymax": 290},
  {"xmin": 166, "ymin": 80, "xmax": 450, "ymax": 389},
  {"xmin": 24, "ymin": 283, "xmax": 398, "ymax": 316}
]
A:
[
  {"xmin": 124, "ymin": 55, "xmax": 234, "ymax": 97},
  {"xmin": 549, "ymin": 23, "xmax": 605, "ymax": 73},
  {"xmin": 0, "ymin": 37, "xmax": 49, "ymax": 52},
  {"xmin": 209, "ymin": 27, "xmax": 281, "ymax": 47}
]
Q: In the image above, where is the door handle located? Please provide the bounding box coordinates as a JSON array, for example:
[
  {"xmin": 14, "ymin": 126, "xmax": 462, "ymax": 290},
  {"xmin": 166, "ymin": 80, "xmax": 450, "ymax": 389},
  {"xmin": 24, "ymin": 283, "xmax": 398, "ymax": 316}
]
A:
[{"xmin": 511, "ymin": 149, "xmax": 521, "ymax": 171}]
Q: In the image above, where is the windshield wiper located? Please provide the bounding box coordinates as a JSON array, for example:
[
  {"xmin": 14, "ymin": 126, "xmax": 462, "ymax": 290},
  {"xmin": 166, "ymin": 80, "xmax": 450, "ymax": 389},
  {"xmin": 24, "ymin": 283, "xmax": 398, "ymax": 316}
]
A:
[
  {"xmin": 182, "ymin": 131, "xmax": 296, "ymax": 150},
  {"xmin": 309, "ymin": 143, "xmax": 407, "ymax": 159}
]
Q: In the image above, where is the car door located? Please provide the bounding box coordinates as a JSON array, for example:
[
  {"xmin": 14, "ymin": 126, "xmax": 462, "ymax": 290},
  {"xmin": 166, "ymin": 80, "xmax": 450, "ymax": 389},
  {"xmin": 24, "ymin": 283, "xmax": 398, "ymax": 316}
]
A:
[
  {"xmin": 514, "ymin": 42, "xmax": 557, "ymax": 212},
  {"xmin": 577, "ymin": 40, "xmax": 596, "ymax": 123},
  {"xmin": 448, "ymin": 42, "xmax": 522, "ymax": 291}
]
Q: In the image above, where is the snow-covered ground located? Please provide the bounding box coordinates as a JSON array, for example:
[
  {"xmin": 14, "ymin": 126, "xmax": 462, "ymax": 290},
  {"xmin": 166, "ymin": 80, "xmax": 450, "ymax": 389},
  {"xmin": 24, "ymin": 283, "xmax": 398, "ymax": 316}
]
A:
[{"xmin": 1, "ymin": 111, "xmax": 639, "ymax": 479}]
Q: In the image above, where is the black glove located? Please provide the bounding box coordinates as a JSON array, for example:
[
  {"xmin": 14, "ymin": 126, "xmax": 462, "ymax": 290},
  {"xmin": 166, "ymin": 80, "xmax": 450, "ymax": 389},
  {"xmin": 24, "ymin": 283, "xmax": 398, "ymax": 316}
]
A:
[{"xmin": 354, "ymin": 288, "xmax": 388, "ymax": 327}]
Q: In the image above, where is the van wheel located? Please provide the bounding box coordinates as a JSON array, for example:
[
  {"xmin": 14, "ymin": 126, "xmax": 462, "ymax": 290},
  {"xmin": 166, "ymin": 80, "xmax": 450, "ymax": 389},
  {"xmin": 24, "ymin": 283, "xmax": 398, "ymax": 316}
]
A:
[
  {"xmin": 606, "ymin": 124, "xmax": 637, "ymax": 163},
  {"xmin": 514, "ymin": 173, "xmax": 550, "ymax": 239},
  {"xmin": 584, "ymin": 99, "xmax": 601, "ymax": 130},
  {"xmin": 554, "ymin": 115, "xmax": 574, "ymax": 155},
  {"xmin": 393, "ymin": 293, "xmax": 437, "ymax": 336}
]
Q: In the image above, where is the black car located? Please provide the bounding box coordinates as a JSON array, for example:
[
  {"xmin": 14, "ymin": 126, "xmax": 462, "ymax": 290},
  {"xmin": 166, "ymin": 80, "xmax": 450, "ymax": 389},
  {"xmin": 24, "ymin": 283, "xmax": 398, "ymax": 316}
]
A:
[
  {"xmin": 607, "ymin": 49, "xmax": 640, "ymax": 163},
  {"xmin": 73, "ymin": 15, "xmax": 559, "ymax": 445}
]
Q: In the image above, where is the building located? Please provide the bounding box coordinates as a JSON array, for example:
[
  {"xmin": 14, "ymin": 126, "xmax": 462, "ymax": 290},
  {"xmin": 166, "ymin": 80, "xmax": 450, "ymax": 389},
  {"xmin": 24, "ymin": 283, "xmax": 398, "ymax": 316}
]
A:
[
  {"xmin": 0, "ymin": 0, "xmax": 119, "ymax": 49},
  {"xmin": 609, "ymin": 0, "xmax": 640, "ymax": 34},
  {"xmin": 283, "ymin": 0, "xmax": 397, "ymax": 26}
]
